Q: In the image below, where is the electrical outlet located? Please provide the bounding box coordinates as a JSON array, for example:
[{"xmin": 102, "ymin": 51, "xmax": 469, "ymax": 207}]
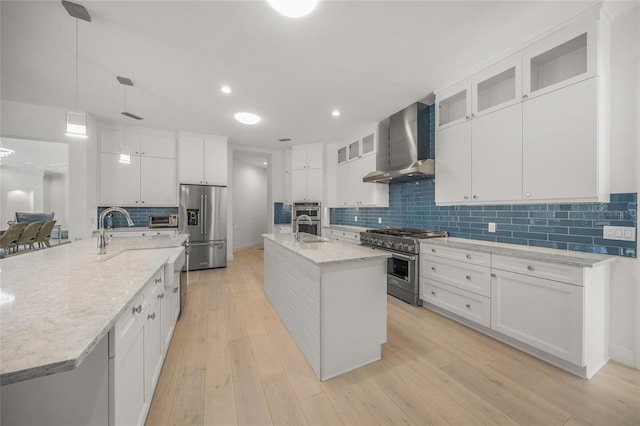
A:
[
  {"xmin": 603, "ymin": 226, "xmax": 636, "ymax": 242},
  {"xmin": 378, "ymin": 217, "xmax": 382, "ymax": 224},
  {"xmin": 488, "ymin": 222, "xmax": 496, "ymax": 233},
  {"xmin": 354, "ymin": 216, "xmax": 358, "ymax": 222}
]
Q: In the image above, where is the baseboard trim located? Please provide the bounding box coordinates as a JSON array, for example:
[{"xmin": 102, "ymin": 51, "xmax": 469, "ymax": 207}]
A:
[{"xmin": 609, "ymin": 344, "xmax": 638, "ymax": 369}]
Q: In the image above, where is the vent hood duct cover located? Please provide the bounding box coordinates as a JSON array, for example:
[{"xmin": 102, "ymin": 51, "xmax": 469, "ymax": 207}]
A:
[{"xmin": 363, "ymin": 102, "xmax": 434, "ymax": 183}]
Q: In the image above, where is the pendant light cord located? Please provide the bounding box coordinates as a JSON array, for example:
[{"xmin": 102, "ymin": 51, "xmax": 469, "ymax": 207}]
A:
[{"xmin": 75, "ymin": 19, "xmax": 79, "ymax": 111}]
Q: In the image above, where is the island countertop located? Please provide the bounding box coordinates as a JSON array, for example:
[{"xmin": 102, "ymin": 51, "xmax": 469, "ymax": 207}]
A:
[
  {"xmin": 263, "ymin": 233, "xmax": 390, "ymax": 265},
  {"xmin": 0, "ymin": 234, "xmax": 187, "ymax": 385}
]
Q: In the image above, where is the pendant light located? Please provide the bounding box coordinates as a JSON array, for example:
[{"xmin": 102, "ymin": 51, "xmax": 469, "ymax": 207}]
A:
[
  {"xmin": 63, "ymin": 1, "xmax": 91, "ymax": 138},
  {"xmin": 117, "ymin": 76, "xmax": 144, "ymax": 164}
]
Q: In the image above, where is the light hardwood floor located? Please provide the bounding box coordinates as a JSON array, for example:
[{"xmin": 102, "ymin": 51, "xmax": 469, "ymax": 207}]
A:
[{"xmin": 147, "ymin": 246, "xmax": 640, "ymax": 426}]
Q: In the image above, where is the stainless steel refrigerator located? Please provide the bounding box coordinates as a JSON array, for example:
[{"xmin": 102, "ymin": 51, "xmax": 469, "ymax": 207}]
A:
[{"xmin": 179, "ymin": 184, "xmax": 227, "ymax": 270}]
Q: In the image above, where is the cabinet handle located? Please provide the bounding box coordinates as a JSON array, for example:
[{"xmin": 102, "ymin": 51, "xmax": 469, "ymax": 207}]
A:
[
  {"xmin": 472, "ymin": 195, "xmax": 477, "ymax": 199},
  {"xmin": 132, "ymin": 304, "xmax": 142, "ymax": 314},
  {"xmin": 431, "ymin": 248, "xmax": 436, "ymax": 253},
  {"xmin": 465, "ymin": 115, "xmax": 470, "ymax": 120},
  {"xmin": 465, "ymin": 303, "xmax": 471, "ymax": 308},
  {"xmin": 465, "ymin": 275, "xmax": 471, "ymax": 280},
  {"xmin": 135, "ymin": 201, "xmax": 139, "ymax": 204},
  {"xmin": 155, "ymin": 277, "xmax": 163, "ymax": 284},
  {"xmin": 471, "ymin": 113, "xmax": 475, "ymax": 118},
  {"xmin": 431, "ymin": 266, "xmax": 436, "ymax": 271},
  {"xmin": 141, "ymin": 201, "xmax": 145, "ymax": 204},
  {"xmin": 148, "ymin": 312, "xmax": 156, "ymax": 320},
  {"xmin": 523, "ymin": 94, "xmax": 528, "ymax": 99},
  {"xmin": 524, "ymin": 192, "xmax": 531, "ymax": 197},
  {"xmin": 463, "ymin": 196, "xmax": 469, "ymax": 200},
  {"xmin": 135, "ymin": 151, "xmax": 139, "ymax": 154},
  {"xmin": 158, "ymin": 293, "xmax": 165, "ymax": 299},
  {"xmin": 173, "ymin": 286, "xmax": 179, "ymax": 293},
  {"xmin": 466, "ymin": 254, "xmax": 472, "ymax": 259},
  {"xmin": 141, "ymin": 152, "xmax": 145, "ymax": 155},
  {"xmin": 491, "ymin": 273, "xmax": 497, "ymax": 278},
  {"xmin": 527, "ymin": 265, "xmax": 535, "ymax": 271},
  {"xmin": 431, "ymin": 291, "xmax": 436, "ymax": 295}
]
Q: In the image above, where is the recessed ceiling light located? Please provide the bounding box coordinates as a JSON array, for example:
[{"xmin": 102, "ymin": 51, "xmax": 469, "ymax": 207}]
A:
[
  {"xmin": 234, "ymin": 112, "xmax": 261, "ymax": 125},
  {"xmin": 268, "ymin": 0, "xmax": 318, "ymax": 18},
  {"xmin": 332, "ymin": 110, "xmax": 341, "ymax": 117},
  {"xmin": 263, "ymin": 162, "xmax": 268, "ymax": 166},
  {"xmin": 221, "ymin": 85, "xmax": 231, "ymax": 94}
]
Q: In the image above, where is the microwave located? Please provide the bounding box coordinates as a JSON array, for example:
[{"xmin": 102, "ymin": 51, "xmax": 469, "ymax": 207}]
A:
[{"xmin": 149, "ymin": 214, "xmax": 178, "ymax": 228}]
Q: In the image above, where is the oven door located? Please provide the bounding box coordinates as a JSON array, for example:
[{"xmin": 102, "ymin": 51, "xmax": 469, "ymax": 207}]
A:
[
  {"xmin": 387, "ymin": 252, "xmax": 418, "ymax": 294},
  {"xmin": 297, "ymin": 221, "xmax": 321, "ymax": 236},
  {"xmin": 293, "ymin": 208, "xmax": 321, "ymax": 221}
]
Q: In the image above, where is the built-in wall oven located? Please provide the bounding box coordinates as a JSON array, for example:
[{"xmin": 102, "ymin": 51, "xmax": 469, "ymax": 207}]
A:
[
  {"xmin": 292, "ymin": 201, "xmax": 321, "ymax": 236},
  {"xmin": 360, "ymin": 228, "xmax": 448, "ymax": 306}
]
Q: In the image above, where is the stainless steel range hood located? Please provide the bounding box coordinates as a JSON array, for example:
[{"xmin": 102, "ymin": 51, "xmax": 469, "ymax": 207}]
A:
[{"xmin": 363, "ymin": 102, "xmax": 434, "ymax": 183}]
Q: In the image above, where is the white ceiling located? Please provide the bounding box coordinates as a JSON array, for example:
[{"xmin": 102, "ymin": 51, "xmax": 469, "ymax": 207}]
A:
[
  {"xmin": 1, "ymin": 1, "xmax": 610, "ymax": 150},
  {"xmin": 0, "ymin": 138, "xmax": 68, "ymax": 172},
  {"xmin": 234, "ymin": 149, "xmax": 270, "ymax": 168}
]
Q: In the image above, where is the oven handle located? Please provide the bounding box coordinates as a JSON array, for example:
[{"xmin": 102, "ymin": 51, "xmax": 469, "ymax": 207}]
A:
[{"xmin": 391, "ymin": 252, "xmax": 416, "ymax": 262}]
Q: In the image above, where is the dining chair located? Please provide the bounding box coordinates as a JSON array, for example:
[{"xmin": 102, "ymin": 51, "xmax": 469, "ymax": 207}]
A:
[
  {"xmin": 35, "ymin": 220, "xmax": 57, "ymax": 248},
  {"xmin": 0, "ymin": 222, "xmax": 26, "ymax": 255},
  {"xmin": 15, "ymin": 221, "xmax": 42, "ymax": 252}
]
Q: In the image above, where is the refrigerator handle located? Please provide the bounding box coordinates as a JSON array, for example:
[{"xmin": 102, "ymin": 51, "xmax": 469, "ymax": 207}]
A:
[
  {"xmin": 203, "ymin": 194, "xmax": 208, "ymax": 234},
  {"xmin": 200, "ymin": 194, "xmax": 204, "ymax": 235}
]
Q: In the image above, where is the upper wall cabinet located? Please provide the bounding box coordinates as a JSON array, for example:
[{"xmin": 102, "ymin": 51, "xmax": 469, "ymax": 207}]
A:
[
  {"xmin": 522, "ymin": 21, "xmax": 597, "ymax": 100},
  {"xmin": 178, "ymin": 133, "xmax": 228, "ymax": 186},
  {"xmin": 435, "ymin": 5, "xmax": 610, "ymax": 205},
  {"xmin": 99, "ymin": 125, "xmax": 177, "ymax": 206},
  {"xmin": 290, "ymin": 144, "xmax": 323, "ymax": 202},
  {"xmin": 292, "ymin": 144, "xmax": 323, "ymax": 170}
]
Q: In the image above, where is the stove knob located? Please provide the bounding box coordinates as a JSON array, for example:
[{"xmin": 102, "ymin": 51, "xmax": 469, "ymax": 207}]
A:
[{"xmin": 406, "ymin": 244, "xmax": 415, "ymax": 252}]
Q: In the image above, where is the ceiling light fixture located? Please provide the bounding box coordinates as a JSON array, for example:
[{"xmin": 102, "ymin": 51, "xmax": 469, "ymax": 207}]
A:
[
  {"xmin": 63, "ymin": 1, "xmax": 91, "ymax": 138},
  {"xmin": 332, "ymin": 110, "xmax": 341, "ymax": 117},
  {"xmin": 221, "ymin": 85, "xmax": 232, "ymax": 94},
  {"xmin": 0, "ymin": 147, "xmax": 15, "ymax": 158},
  {"xmin": 234, "ymin": 112, "xmax": 261, "ymax": 125},
  {"xmin": 267, "ymin": 0, "xmax": 319, "ymax": 18}
]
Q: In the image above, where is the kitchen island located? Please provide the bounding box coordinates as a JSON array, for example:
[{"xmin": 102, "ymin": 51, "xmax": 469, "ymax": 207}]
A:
[
  {"xmin": 263, "ymin": 233, "xmax": 390, "ymax": 381},
  {"xmin": 0, "ymin": 234, "xmax": 187, "ymax": 425}
]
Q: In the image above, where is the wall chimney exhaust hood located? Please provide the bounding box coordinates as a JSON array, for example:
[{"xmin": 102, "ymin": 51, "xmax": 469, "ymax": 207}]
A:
[{"xmin": 363, "ymin": 102, "xmax": 433, "ymax": 183}]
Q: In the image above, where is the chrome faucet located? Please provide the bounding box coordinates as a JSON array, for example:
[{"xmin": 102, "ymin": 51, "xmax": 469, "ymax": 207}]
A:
[
  {"xmin": 295, "ymin": 214, "xmax": 313, "ymax": 241},
  {"xmin": 98, "ymin": 207, "xmax": 135, "ymax": 254}
]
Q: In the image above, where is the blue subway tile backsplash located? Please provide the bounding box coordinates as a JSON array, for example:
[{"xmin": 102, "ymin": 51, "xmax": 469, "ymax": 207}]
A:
[
  {"xmin": 97, "ymin": 206, "xmax": 178, "ymax": 228},
  {"xmin": 274, "ymin": 203, "xmax": 292, "ymax": 225},
  {"xmin": 329, "ymin": 180, "xmax": 637, "ymax": 258}
]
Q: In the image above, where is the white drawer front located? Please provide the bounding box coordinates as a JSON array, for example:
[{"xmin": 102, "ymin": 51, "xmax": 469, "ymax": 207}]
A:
[
  {"xmin": 421, "ymin": 280, "xmax": 491, "ymax": 328},
  {"xmin": 492, "ymin": 254, "xmax": 583, "ymax": 286},
  {"xmin": 421, "ymin": 255, "xmax": 491, "ymax": 297},
  {"xmin": 421, "ymin": 244, "xmax": 490, "ymax": 267},
  {"xmin": 109, "ymin": 292, "xmax": 147, "ymax": 357}
]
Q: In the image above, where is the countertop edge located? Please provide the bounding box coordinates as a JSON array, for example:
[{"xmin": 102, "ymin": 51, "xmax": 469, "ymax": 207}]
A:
[{"xmin": 419, "ymin": 237, "xmax": 618, "ymax": 267}]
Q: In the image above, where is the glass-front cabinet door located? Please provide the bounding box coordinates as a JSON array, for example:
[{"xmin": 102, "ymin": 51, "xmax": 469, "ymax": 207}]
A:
[
  {"xmin": 471, "ymin": 55, "xmax": 522, "ymax": 118},
  {"xmin": 435, "ymin": 81, "xmax": 471, "ymax": 130},
  {"xmin": 522, "ymin": 21, "xmax": 596, "ymax": 99}
]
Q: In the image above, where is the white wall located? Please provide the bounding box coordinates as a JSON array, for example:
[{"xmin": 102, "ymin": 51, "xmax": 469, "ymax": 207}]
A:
[
  {"xmin": 43, "ymin": 171, "xmax": 69, "ymax": 229},
  {"xmin": 0, "ymin": 100, "xmax": 98, "ymax": 240},
  {"xmin": 232, "ymin": 159, "xmax": 267, "ymax": 251},
  {"xmin": 607, "ymin": 5, "xmax": 640, "ymax": 369},
  {"xmin": 0, "ymin": 166, "xmax": 44, "ymax": 223}
]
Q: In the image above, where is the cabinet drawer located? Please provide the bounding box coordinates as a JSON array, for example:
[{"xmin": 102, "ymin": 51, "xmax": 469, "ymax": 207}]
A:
[
  {"xmin": 420, "ymin": 244, "xmax": 490, "ymax": 267},
  {"xmin": 421, "ymin": 255, "xmax": 491, "ymax": 297},
  {"xmin": 109, "ymin": 292, "xmax": 147, "ymax": 358},
  {"xmin": 420, "ymin": 279, "xmax": 491, "ymax": 328},
  {"xmin": 492, "ymin": 255, "xmax": 583, "ymax": 286}
]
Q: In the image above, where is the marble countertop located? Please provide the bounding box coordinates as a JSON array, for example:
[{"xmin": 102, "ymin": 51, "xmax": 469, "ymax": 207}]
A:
[
  {"xmin": 0, "ymin": 234, "xmax": 187, "ymax": 385},
  {"xmin": 324, "ymin": 224, "xmax": 369, "ymax": 232},
  {"xmin": 263, "ymin": 233, "xmax": 390, "ymax": 265},
  {"xmin": 419, "ymin": 237, "xmax": 616, "ymax": 267}
]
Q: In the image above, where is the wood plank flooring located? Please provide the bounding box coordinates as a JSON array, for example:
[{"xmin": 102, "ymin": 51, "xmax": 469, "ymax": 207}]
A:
[{"xmin": 147, "ymin": 246, "xmax": 640, "ymax": 426}]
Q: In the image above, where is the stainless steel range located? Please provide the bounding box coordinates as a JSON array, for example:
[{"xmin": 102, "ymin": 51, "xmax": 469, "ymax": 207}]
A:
[{"xmin": 360, "ymin": 228, "xmax": 448, "ymax": 306}]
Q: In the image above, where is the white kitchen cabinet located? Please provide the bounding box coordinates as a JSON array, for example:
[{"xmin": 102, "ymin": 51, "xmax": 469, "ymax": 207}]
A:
[
  {"xmin": 324, "ymin": 227, "xmax": 361, "ymax": 244},
  {"xmin": 109, "ymin": 291, "xmax": 147, "ymax": 426},
  {"xmin": 434, "ymin": 121, "xmax": 471, "ymax": 204},
  {"xmin": 170, "ymin": 277, "xmax": 181, "ymax": 327},
  {"xmin": 178, "ymin": 133, "xmax": 228, "ymax": 185},
  {"xmin": 159, "ymin": 282, "xmax": 172, "ymax": 351},
  {"xmin": 522, "ymin": 77, "xmax": 598, "ymax": 201},
  {"xmin": 472, "ymin": 56, "xmax": 522, "ymax": 118},
  {"xmin": 141, "ymin": 156, "xmax": 177, "ymax": 205},
  {"xmin": 101, "ymin": 154, "xmax": 177, "ymax": 206},
  {"xmin": 292, "ymin": 168, "xmax": 323, "ymax": 202},
  {"xmin": 436, "ymin": 81, "xmax": 470, "ymax": 130},
  {"xmin": 292, "ymin": 143, "xmax": 323, "ymax": 170},
  {"xmin": 144, "ymin": 275, "xmax": 163, "ymax": 403},
  {"xmin": 100, "ymin": 128, "xmax": 176, "ymax": 159},
  {"xmin": 523, "ymin": 21, "xmax": 597, "ymax": 100},
  {"xmin": 335, "ymin": 129, "xmax": 388, "ymax": 207},
  {"xmin": 491, "ymin": 268, "xmax": 583, "ymax": 365},
  {"xmin": 470, "ymin": 103, "xmax": 523, "ymax": 202},
  {"xmin": 100, "ymin": 153, "xmax": 141, "ymax": 205}
]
